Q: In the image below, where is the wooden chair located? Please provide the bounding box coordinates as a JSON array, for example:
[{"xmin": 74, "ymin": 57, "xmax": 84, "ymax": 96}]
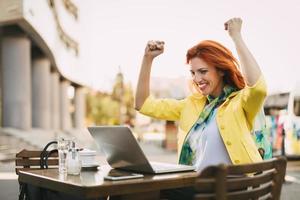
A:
[
  {"xmin": 194, "ymin": 156, "xmax": 287, "ymax": 200},
  {"xmin": 15, "ymin": 149, "xmax": 58, "ymax": 175}
]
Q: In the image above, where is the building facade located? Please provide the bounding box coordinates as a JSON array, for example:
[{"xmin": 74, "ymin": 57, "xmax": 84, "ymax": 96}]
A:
[{"xmin": 0, "ymin": 0, "xmax": 86, "ymax": 131}]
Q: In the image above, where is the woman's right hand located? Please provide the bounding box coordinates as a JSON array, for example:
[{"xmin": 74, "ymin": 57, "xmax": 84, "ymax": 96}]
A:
[
  {"xmin": 136, "ymin": 40, "xmax": 164, "ymax": 110},
  {"xmin": 144, "ymin": 40, "xmax": 165, "ymax": 59}
]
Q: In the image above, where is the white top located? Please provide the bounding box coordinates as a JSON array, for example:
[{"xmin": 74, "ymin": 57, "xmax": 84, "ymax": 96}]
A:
[{"xmin": 192, "ymin": 109, "xmax": 232, "ymax": 172}]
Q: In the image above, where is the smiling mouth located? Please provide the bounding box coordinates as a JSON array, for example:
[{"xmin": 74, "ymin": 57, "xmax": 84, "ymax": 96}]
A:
[{"xmin": 197, "ymin": 82, "xmax": 208, "ymax": 90}]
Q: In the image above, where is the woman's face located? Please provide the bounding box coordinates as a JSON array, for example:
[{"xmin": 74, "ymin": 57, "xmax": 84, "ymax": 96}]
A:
[{"xmin": 189, "ymin": 57, "xmax": 224, "ymax": 97}]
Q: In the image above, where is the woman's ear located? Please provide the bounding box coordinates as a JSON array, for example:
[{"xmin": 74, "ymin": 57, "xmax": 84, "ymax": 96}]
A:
[{"xmin": 217, "ymin": 69, "xmax": 225, "ymax": 77}]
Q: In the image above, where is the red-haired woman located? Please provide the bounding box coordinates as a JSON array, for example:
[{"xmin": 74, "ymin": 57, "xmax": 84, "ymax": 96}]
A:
[{"xmin": 135, "ymin": 18, "xmax": 266, "ymax": 198}]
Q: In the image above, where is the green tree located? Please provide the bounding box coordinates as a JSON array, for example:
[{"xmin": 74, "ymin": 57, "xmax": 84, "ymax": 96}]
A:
[
  {"xmin": 86, "ymin": 92, "xmax": 120, "ymax": 125},
  {"xmin": 85, "ymin": 68, "xmax": 136, "ymax": 126}
]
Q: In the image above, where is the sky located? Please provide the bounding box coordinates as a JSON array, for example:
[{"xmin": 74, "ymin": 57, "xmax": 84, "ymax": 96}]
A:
[{"xmin": 76, "ymin": 0, "xmax": 300, "ymax": 94}]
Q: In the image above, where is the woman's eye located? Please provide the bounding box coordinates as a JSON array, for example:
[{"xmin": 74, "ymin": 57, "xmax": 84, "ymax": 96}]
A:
[
  {"xmin": 190, "ymin": 71, "xmax": 195, "ymax": 76},
  {"xmin": 199, "ymin": 70, "xmax": 207, "ymax": 74}
]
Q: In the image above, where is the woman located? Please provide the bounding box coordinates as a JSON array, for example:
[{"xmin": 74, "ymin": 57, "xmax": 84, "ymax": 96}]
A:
[{"xmin": 135, "ymin": 18, "xmax": 267, "ymax": 172}]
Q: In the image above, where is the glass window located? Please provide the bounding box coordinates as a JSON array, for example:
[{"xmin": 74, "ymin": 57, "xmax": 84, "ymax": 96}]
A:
[
  {"xmin": 264, "ymin": 93, "xmax": 289, "ymax": 115},
  {"xmin": 294, "ymin": 96, "xmax": 300, "ymax": 116}
]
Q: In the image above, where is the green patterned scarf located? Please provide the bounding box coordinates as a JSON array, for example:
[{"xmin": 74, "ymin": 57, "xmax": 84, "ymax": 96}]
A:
[{"xmin": 179, "ymin": 85, "xmax": 237, "ymax": 165}]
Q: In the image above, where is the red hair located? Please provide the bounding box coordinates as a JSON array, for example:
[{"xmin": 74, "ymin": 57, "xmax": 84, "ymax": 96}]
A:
[{"xmin": 186, "ymin": 40, "xmax": 245, "ymax": 90}]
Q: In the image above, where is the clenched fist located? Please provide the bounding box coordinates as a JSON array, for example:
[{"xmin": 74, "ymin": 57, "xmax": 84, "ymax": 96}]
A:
[
  {"xmin": 224, "ymin": 18, "xmax": 242, "ymax": 39},
  {"xmin": 144, "ymin": 40, "xmax": 165, "ymax": 59}
]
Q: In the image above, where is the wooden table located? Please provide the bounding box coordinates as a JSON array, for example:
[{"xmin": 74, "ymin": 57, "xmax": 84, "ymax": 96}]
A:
[{"xmin": 18, "ymin": 165, "xmax": 197, "ymax": 200}]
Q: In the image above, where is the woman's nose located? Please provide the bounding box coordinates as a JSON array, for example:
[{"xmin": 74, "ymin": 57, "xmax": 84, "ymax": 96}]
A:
[{"xmin": 194, "ymin": 73, "xmax": 202, "ymax": 82}]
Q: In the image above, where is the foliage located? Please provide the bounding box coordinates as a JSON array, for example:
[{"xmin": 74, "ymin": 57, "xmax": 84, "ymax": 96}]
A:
[
  {"xmin": 85, "ymin": 71, "xmax": 136, "ymax": 126},
  {"xmin": 86, "ymin": 92, "xmax": 120, "ymax": 125}
]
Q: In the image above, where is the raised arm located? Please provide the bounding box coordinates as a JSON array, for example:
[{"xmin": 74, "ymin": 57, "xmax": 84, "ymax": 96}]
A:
[
  {"xmin": 225, "ymin": 18, "xmax": 262, "ymax": 86},
  {"xmin": 135, "ymin": 40, "xmax": 164, "ymax": 110}
]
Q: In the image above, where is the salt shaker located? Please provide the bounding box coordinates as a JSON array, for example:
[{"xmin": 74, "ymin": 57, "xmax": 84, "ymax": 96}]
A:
[{"xmin": 67, "ymin": 141, "xmax": 81, "ymax": 175}]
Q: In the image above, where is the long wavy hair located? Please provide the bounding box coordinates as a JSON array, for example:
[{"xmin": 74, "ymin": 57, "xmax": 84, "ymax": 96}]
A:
[{"xmin": 186, "ymin": 40, "xmax": 245, "ymax": 93}]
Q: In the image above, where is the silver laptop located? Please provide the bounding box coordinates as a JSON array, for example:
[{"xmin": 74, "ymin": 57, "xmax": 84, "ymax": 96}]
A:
[{"xmin": 88, "ymin": 126, "xmax": 195, "ymax": 174}]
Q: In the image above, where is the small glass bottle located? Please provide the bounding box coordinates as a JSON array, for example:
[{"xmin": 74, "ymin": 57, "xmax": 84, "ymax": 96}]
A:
[{"xmin": 67, "ymin": 141, "xmax": 81, "ymax": 175}]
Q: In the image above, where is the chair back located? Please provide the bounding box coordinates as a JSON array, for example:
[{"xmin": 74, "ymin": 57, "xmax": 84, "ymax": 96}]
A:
[
  {"xmin": 15, "ymin": 149, "xmax": 58, "ymax": 175},
  {"xmin": 194, "ymin": 156, "xmax": 287, "ymax": 200}
]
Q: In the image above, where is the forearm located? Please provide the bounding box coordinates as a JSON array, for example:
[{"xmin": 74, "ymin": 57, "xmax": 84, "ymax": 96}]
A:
[
  {"xmin": 135, "ymin": 56, "xmax": 153, "ymax": 110},
  {"xmin": 232, "ymin": 35, "xmax": 262, "ymax": 86}
]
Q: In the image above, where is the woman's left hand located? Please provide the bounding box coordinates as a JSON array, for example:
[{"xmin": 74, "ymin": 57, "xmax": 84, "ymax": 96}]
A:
[{"xmin": 224, "ymin": 18, "xmax": 242, "ymax": 39}]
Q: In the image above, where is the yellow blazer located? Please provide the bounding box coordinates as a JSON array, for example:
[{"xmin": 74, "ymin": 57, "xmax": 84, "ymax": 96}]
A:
[{"xmin": 139, "ymin": 76, "xmax": 267, "ymax": 165}]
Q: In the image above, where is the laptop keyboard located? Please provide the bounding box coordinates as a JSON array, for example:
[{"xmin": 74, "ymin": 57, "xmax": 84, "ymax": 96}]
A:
[{"xmin": 150, "ymin": 162, "xmax": 188, "ymax": 171}]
